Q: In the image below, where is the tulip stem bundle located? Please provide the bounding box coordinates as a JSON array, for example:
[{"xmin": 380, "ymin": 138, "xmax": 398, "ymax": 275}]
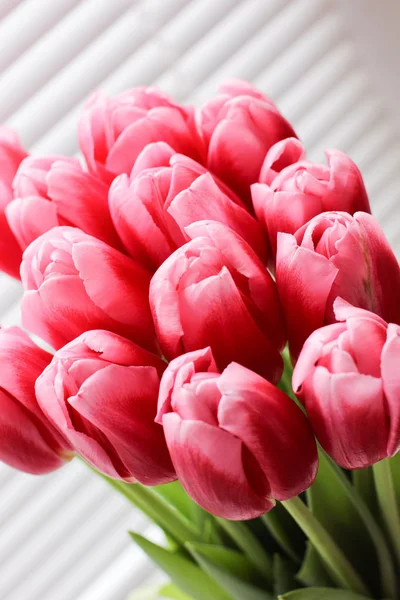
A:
[{"xmin": 372, "ymin": 458, "xmax": 400, "ymax": 568}]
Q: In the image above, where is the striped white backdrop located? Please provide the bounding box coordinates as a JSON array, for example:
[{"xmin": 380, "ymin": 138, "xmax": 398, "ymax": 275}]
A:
[{"xmin": 0, "ymin": 1, "xmax": 399, "ymax": 598}]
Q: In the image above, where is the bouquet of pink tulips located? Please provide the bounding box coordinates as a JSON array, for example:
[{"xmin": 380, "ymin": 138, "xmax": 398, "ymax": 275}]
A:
[{"xmin": 0, "ymin": 80, "xmax": 399, "ymax": 600}]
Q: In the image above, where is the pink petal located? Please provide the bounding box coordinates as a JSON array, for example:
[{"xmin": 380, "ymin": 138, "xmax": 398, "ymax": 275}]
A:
[
  {"xmin": 157, "ymin": 347, "xmax": 218, "ymax": 422},
  {"xmin": 169, "ymin": 173, "xmax": 268, "ymax": 261},
  {"xmin": 178, "ymin": 266, "xmax": 283, "ymax": 383},
  {"xmin": 109, "ymin": 174, "xmax": 173, "ymax": 270},
  {"xmin": 276, "ymin": 233, "xmax": 338, "ymax": 361},
  {"xmin": 69, "ymin": 364, "xmax": 175, "ymax": 484},
  {"xmin": 308, "ymin": 368, "xmax": 388, "ymax": 469},
  {"xmin": 6, "ymin": 196, "xmax": 60, "ymax": 250},
  {"xmin": 218, "ymin": 363, "xmax": 318, "ymax": 499},
  {"xmin": 72, "ymin": 240, "xmax": 156, "ymax": 352},
  {"xmin": 0, "ymin": 389, "xmax": 66, "ymax": 474},
  {"xmin": 163, "ymin": 414, "xmax": 274, "ymax": 520},
  {"xmin": 381, "ymin": 323, "xmax": 400, "ymax": 456}
]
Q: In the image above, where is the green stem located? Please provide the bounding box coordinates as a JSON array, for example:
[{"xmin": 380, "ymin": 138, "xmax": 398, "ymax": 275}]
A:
[
  {"xmin": 105, "ymin": 478, "xmax": 203, "ymax": 546},
  {"xmin": 373, "ymin": 458, "xmax": 400, "ymax": 568},
  {"xmin": 281, "ymin": 496, "xmax": 369, "ymax": 596},
  {"xmin": 261, "ymin": 510, "xmax": 301, "ymax": 565},
  {"xmin": 322, "ymin": 452, "xmax": 397, "ymax": 599},
  {"xmin": 215, "ymin": 518, "xmax": 273, "ymax": 583}
]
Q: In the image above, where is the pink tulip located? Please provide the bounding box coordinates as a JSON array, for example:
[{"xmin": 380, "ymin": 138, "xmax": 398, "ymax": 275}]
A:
[
  {"xmin": 0, "ymin": 127, "xmax": 27, "ymax": 278},
  {"xmin": 196, "ymin": 79, "xmax": 296, "ymax": 205},
  {"xmin": 6, "ymin": 155, "xmax": 122, "ymax": 251},
  {"xmin": 21, "ymin": 226, "xmax": 156, "ymax": 352},
  {"xmin": 0, "ymin": 327, "xmax": 72, "ymax": 474},
  {"xmin": 36, "ymin": 330, "xmax": 175, "ymax": 484},
  {"xmin": 293, "ymin": 299, "xmax": 400, "ymax": 468},
  {"xmin": 253, "ymin": 146, "xmax": 371, "ymax": 259},
  {"xmin": 109, "ymin": 148, "xmax": 267, "ymax": 271},
  {"xmin": 157, "ymin": 349, "xmax": 318, "ymax": 520},
  {"xmin": 150, "ymin": 221, "xmax": 285, "ymax": 383},
  {"xmin": 276, "ymin": 211, "xmax": 400, "ymax": 361},
  {"xmin": 78, "ymin": 87, "xmax": 205, "ymax": 184}
]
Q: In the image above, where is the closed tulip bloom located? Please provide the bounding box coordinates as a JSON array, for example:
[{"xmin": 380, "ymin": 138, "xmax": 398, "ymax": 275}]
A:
[
  {"xmin": 0, "ymin": 327, "xmax": 72, "ymax": 474},
  {"xmin": 276, "ymin": 211, "xmax": 400, "ymax": 361},
  {"xmin": 78, "ymin": 87, "xmax": 205, "ymax": 184},
  {"xmin": 36, "ymin": 330, "xmax": 175, "ymax": 484},
  {"xmin": 253, "ymin": 147, "xmax": 371, "ymax": 259},
  {"xmin": 21, "ymin": 226, "xmax": 156, "ymax": 352},
  {"xmin": 197, "ymin": 79, "xmax": 296, "ymax": 204},
  {"xmin": 157, "ymin": 349, "xmax": 318, "ymax": 520},
  {"xmin": 6, "ymin": 155, "xmax": 122, "ymax": 251},
  {"xmin": 0, "ymin": 127, "xmax": 27, "ymax": 278},
  {"xmin": 109, "ymin": 150, "xmax": 267, "ymax": 271},
  {"xmin": 293, "ymin": 299, "xmax": 400, "ymax": 468},
  {"xmin": 150, "ymin": 221, "xmax": 285, "ymax": 383}
]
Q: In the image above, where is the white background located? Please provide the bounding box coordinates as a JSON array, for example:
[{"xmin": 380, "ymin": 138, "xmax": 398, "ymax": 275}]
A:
[{"xmin": 0, "ymin": 1, "xmax": 399, "ymax": 598}]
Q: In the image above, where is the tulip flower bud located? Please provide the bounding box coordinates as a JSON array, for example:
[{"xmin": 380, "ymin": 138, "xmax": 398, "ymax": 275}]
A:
[
  {"xmin": 0, "ymin": 127, "xmax": 27, "ymax": 278},
  {"xmin": 36, "ymin": 330, "xmax": 175, "ymax": 484},
  {"xmin": 78, "ymin": 87, "xmax": 205, "ymax": 184},
  {"xmin": 109, "ymin": 150, "xmax": 267, "ymax": 271},
  {"xmin": 21, "ymin": 226, "xmax": 156, "ymax": 352},
  {"xmin": 150, "ymin": 220, "xmax": 285, "ymax": 383},
  {"xmin": 276, "ymin": 211, "xmax": 400, "ymax": 361},
  {"xmin": 0, "ymin": 327, "xmax": 72, "ymax": 474},
  {"xmin": 157, "ymin": 349, "xmax": 318, "ymax": 520},
  {"xmin": 253, "ymin": 146, "xmax": 371, "ymax": 260},
  {"xmin": 293, "ymin": 299, "xmax": 400, "ymax": 468},
  {"xmin": 7, "ymin": 156, "xmax": 122, "ymax": 251},
  {"xmin": 197, "ymin": 79, "xmax": 296, "ymax": 204}
]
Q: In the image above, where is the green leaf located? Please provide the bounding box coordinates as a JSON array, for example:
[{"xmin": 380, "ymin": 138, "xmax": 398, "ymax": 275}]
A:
[
  {"xmin": 159, "ymin": 583, "xmax": 193, "ymax": 599},
  {"xmin": 154, "ymin": 481, "xmax": 198, "ymax": 523},
  {"xmin": 186, "ymin": 542, "xmax": 256, "ymax": 582},
  {"xmin": 352, "ymin": 468, "xmax": 378, "ymax": 515},
  {"xmin": 279, "ymin": 588, "xmax": 371, "ymax": 599},
  {"xmin": 128, "ymin": 585, "xmax": 161, "ymax": 600},
  {"xmin": 261, "ymin": 503, "xmax": 304, "ymax": 563},
  {"xmin": 296, "ymin": 543, "xmax": 334, "ymax": 588},
  {"xmin": 307, "ymin": 451, "xmax": 377, "ymax": 593},
  {"xmin": 188, "ymin": 543, "xmax": 273, "ymax": 600},
  {"xmin": 215, "ymin": 518, "xmax": 273, "ymax": 582},
  {"xmin": 128, "ymin": 583, "xmax": 192, "ymax": 600},
  {"xmin": 130, "ymin": 533, "xmax": 231, "ymax": 600},
  {"xmin": 154, "ymin": 482, "xmax": 222, "ymax": 545},
  {"xmin": 273, "ymin": 554, "xmax": 298, "ymax": 596},
  {"xmin": 389, "ymin": 452, "xmax": 400, "ymax": 508}
]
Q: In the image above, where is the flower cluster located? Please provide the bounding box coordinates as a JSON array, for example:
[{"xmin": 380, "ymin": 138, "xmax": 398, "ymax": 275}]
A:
[{"xmin": 0, "ymin": 80, "xmax": 399, "ymax": 520}]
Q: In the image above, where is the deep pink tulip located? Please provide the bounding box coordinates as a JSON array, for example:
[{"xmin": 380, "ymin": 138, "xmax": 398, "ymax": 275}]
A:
[
  {"xmin": 150, "ymin": 221, "xmax": 285, "ymax": 383},
  {"xmin": 0, "ymin": 327, "xmax": 72, "ymax": 474},
  {"xmin": 36, "ymin": 330, "xmax": 175, "ymax": 484},
  {"xmin": 21, "ymin": 226, "xmax": 156, "ymax": 352},
  {"xmin": 0, "ymin": 127, "xmax": 27, "ymax": 278},
  {"xmin": 157, "ymin": 349, "xmax": 318, "ymax": 520},
  {"xmin": 196, "ymin": 79, "xmax": 296, "ymax": 204},
  {"xmin": 276, "ymin": 211, "xmax": 400, "ymax": 361},
  {"xmin": 6, "ymin": 155, "xmax": 122, "ymax": 251},
  {"xmin": 109, "ymin": 147, "xmax": 267, "ymax": 271},
  {"xmin": 78, "ymin": 87, "xmax": 205, "ymax": 184},
  {"xmin": 293, "ymin": 299, "xmax": 400, "ymax": 468},
  {"xmin": 253, "ymin": 145, "xmax": 371, "ymax": 259}
]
